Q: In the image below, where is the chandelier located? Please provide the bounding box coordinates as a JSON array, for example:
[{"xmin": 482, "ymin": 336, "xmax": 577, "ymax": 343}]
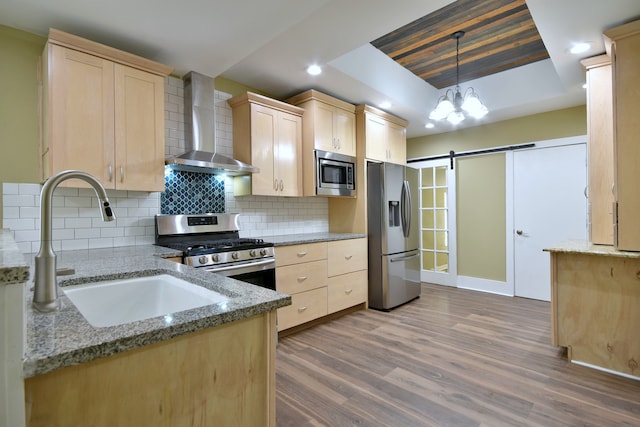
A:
[{"xmin": 429, "ymin": 31, "xmax": 488, "ymax": 125}]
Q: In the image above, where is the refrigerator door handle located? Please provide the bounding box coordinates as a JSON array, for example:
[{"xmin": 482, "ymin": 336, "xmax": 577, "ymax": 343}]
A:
[
  {"xmin": 390, "ymin": 253, "xmax": 420, "ymax": 263},
  {"xmin": 401, "ymin": 180, "xmax": 412, "ymax": 238}
]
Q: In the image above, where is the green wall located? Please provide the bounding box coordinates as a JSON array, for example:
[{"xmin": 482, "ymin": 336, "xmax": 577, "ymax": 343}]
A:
[
  {"xmin": 0, "ymin": 26, "xmax": 46, "ymax": 227},
  {"xmin": 409, "ymin": 106, "xmax": 586, "ymax": 282},
  {"xmin": 408, "ymin": 105, "xmax": 586, "ymax": 158}
]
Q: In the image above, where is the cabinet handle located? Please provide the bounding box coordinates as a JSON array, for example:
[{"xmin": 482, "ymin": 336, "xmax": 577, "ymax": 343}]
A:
[
  {"xmin": 108, "ymin": 165, "xmax": 113, "ymax": 182},
  {"xmin": 345, "ymin": 289, "xmax": 353, "ymax": 295},
  {"xmin": 345, "ymin": 255, "xmax": 353, "ymax": 260},
  {"xmin": 336, "ymin": 138, "xmax": 341, "ymax": 149},
  {"xmin": 297, "ymin": 276, "xmax": 308, "ymax": 281},
  {"xmin": 274, "ymin": 179, "xmax": 278, "ymax": 191},
  {"xmin": 120, "ymin": 166, "xmax": 124, "ymax": 183},
  {"xmin": 298, "ymin": 306, "xmax": 308, "ymax": 312},
  {"xmin": 297, "ymin": 251, "xmax": 307, "ymax": 257},
  {"xmin": 333, "ymin": 137, "xmax": 337, "ymax": 149},
  {"xmin": 279, "ymin": 179, "xmax": 284, "ymax": 191}
]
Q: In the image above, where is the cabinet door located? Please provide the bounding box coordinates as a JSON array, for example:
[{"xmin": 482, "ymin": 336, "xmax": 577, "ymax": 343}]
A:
[
  {"xmin": 251, "ymin": 104, "xmax": 278, "ymax": 195},
  {"xmin": 46, "ymin": 44, "xmax": 115, "ymax": 188},
  {"xmin": 334, "ymin": 108, "xmax": 356, "ymax": 156},
  {"xmin": 276, "ymin": 111, "xmax": 302, "ymax": 197},
  {"xmin": 387, "ymin": 121, "xmax": 407, "ymax": 165},
  {"xmin": 364, "ymin": 114, "xmax": 388, "ymax": 161},
  {"xmin": 612, "ymin": 33, "xmax": 640, "ymax": 250},
  {"xmin": 313, "ymin": 102, "xmax": 336, "ymax": 152},
  {"xmin": 328, "ymin": 238, "xmax": 368, "ymax": 277},
  {"xmin": 585, "ymin": 62, "xmax": 614, "ymax": 245},
  {"xmin": 114, "ymin": 65, "xmax": 165, "ymax": 191}
]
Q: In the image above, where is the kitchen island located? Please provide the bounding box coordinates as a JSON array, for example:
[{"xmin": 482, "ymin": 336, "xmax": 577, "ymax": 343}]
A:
[
  {"xmin": 0, "ymin": 230, "xmax": 290, "ymax": 427},
  {"xmin": 545, "ymin": 241, "xmax": 640, "ymax": 379}
]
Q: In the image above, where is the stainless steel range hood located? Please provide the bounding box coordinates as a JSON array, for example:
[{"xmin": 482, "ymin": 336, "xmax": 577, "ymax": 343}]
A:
[{"xmin": 165, "ymin": 71, "xmax": 259, "ymax": 176}]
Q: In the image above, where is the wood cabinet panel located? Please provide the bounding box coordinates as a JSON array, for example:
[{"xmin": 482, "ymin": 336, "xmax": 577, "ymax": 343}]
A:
[
  {"xmin": 277, "ymin": 287, "xmax": 328, "ymax": 331},
  {"xmin": 327, "ymin": 238, "xmax": 368, "ymax": 277},
  {"xmin": 44, "ymin": 44, "xmax": 115, "ymax": 187},
  {"xmin": 328, "ymin": 270, "xmax": 367, "ymax": 314},
  {"xmin": 25, "ymin": 312, "xmax": 276, "ymax": 427},
  {"xmin": 276, "ymin": 259, "xmax": 327, "ymax": 294},
  {"xmin": 552, "ymin": 251, "xmax": 640, "ymax": 377},
  {"xmin": 581, "ymin": 55, "xmax": 614, "ymax": 245},
  {"xmin": 275, "ymin": 242, "xmax": 327, "ymax": 267},
  {"xmin": 114, "ymin": 65, "xmax": 165, "ymax": 191},
  {"xmin": 604, "ymin": 20, "xmax": 640, "ymax": 250}
]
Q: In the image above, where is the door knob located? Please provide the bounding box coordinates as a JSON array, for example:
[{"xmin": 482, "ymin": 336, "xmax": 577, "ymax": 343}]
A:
[{"xmin": 516, "ymin": 230, "xmax": 523, "ymax": 235}]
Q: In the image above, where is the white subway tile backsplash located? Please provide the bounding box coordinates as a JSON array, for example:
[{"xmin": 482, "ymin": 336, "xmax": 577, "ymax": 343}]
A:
[
  {"xmin": 3, "ymin": 194, "xmax": 36, "ymax": 207},
  {"xmin": 3, "ymin": 207, "xmax": 19, "ymax": 219},
  {"xmin": 3, "ymin": 218, "xmax": 36, "ymax": 231},
  {"xmin": 65, "ymin": 218, "xmax": 93, "ymax": 229},
  {"xmin": 74, "ymin": 228, "xmax": 101, "ymax": 239},
  {"xmin": 3, "ymin": 183, "xmax": 19, "ymax": 194}
]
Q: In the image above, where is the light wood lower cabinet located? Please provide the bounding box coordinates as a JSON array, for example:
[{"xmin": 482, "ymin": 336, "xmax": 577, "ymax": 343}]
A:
[
  {"xmin": 549, "ymin": 247, "xmax": 640, "ymax": 377},
  {"xmin": 25, "ymin": 312, "xmax": 277, "ymax": 427},
  {"xmin": 328, "ymin": 270, "xmax": 367, "ymax": 314},
  {"xmin": 277, "ymin": 287, "xmax": 328, "ymax": 331},
  {"xmin": 276, "ymin": 238, "xmax": 367, "ymax": 331}
]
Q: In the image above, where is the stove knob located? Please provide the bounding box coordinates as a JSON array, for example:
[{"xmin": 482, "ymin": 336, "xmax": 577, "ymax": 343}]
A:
[
  {"xmin": 212, "ymin": 254, "xmax": 220, "ymax": 262},
  {"xmin": 232, "ymin": 252, "xmax": 239, "ymax": 260},
  {"xmin": 260, "ymin": 248, "xmax": 268, "ymax": 256},
  {"xmin": 198, "ymin": 255, "xmax": 208, "ymax": 265},
  {"xmin": 249, "ymin": 249, "xmax": 257, "ymax": 257}
]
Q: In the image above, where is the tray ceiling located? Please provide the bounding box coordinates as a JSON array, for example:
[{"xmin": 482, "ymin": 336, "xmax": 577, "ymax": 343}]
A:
[{"xmin": 371, "ymin": 0, "xmax": 550, "ymax": 89}]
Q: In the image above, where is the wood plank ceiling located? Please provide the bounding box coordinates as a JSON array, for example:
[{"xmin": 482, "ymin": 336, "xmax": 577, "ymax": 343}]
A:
[{"xmin": 371, "ymin": 0, "xmax": 550, "ymax": 89}]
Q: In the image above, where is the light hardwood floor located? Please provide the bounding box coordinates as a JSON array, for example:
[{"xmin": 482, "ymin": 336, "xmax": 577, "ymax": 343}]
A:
[{"xmin": 275, "ymin": 283, "xmax": 640, "ymax": 426}]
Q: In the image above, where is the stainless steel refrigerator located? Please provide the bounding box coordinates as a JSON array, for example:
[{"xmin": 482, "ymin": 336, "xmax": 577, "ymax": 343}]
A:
[{"xmin": 367, "ymin": 161, "xmax": 421, "ymax": 310}]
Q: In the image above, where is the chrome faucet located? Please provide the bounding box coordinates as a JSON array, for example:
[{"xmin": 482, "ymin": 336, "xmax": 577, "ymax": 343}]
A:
[{"xmin": 33, "ymin": 170, "xmax": 115, "ymax": 312}]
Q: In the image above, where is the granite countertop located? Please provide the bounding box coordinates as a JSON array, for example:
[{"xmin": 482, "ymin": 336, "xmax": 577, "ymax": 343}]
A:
[
  {"xmin": 17, "ymin": 244, "xmax": 290, "ymax": 378},
  {"xmin": 266, "ymin": 232, "xmax": 366, "ymax": 246},
  {"xmin": 544, "ymin": 240, "xmax": 640, "ymax": 258},
  {"xmin": 0, "ymin": 229, "xmax": 30, "ymax": 285}
]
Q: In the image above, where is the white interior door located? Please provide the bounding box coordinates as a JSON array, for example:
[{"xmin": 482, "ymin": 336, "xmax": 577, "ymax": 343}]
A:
[{"xmin": 513, "ymin": 142, "xmax": 587, "ymax": 301}]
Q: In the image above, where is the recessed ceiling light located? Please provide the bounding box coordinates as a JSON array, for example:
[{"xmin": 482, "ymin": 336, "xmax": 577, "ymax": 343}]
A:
[
  {"xmin": 306, "ymin": 64, "xmax": 322, "ymax": 76},
  {"xmin": 379, "ymin": 101, "xmax": 391, "ymax": 109},
  {"xmin": 569, "ymin": 42, "xmax": 591, "ymax": 54},
  {"xmin": 425, "ymin": 123, "xmax": 435, "ymax": 129}
]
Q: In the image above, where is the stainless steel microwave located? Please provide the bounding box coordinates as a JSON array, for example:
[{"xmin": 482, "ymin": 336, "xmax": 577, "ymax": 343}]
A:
[{"xmin": 315, "ymin": 150, "xmax": 356, "ymax": 197}]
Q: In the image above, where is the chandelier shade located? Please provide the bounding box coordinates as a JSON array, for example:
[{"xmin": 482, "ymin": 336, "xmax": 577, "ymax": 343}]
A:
[{"xmin": 429, "ymin": 31, "xmax": 488, "ymax": 125}]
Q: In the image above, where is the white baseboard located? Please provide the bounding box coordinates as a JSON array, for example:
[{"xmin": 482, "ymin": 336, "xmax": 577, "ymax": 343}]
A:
[{"xmin": 457, "ymin": 275, "xmax": 513, "ymax": 297}]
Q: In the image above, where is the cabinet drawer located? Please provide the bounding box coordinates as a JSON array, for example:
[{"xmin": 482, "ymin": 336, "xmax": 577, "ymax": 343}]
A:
[
  {"xmin": 277, "ymin": 287, "xmax": 328, "ymax": 331},
  {"xmin": 327, "ymin": 270, "xmax": 367, "ymax": 314},
  {"xmin": 276, "ymin": 259, "xmax": 327, "ymax": 294},
  {"xmin": 328, "ymin": 238, "xmax": 367, "ymax": 277},
  {"xmin": 276, "ymin": 242, "xmax": 327, "ymax": 267}
]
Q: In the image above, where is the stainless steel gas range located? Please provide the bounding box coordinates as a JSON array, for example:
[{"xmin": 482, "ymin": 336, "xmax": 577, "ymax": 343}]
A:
[{"xmin": 155, "ymin": 213, "xmax": 275, "ymax": 290}]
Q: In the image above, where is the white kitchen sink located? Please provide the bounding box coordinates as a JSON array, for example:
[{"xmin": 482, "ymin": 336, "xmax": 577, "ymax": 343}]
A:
[{"xmin": 62, "ymin": 274, "xmax": 229, "ymax": 327}]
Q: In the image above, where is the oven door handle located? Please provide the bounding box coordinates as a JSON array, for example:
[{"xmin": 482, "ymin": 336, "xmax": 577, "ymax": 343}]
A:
[{"xmin": 205, "ymin": 258, "xmax": 275, "ymax": 274}]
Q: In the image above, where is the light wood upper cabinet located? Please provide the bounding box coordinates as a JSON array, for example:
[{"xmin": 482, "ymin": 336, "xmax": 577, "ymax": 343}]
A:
[
  {"xmin": 604, "ymin": 20, "xmax": 640, "ymax": 251},
  {"xmin": 287, "ymin": 89, "xmax": 356, "ymax": 156},
  {"xmin": 228, "ymin": 92, "xmax": 304, "ymax": 197},
  {"xmin": 41, "ymin": 29, "xmax": 171, "ymax": 191},
  {"xmin": 357, "ymin": 105, "xmax": 408, "ymax": 165},
  {"xmin": 581, "ymin": 55, "xmax": 614, "ymax": 245}
]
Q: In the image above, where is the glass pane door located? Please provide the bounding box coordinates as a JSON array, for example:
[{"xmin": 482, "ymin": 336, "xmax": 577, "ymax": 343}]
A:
[{"xmin": 414, "ymin": 159, "xmax": 457, "ymax": 286}]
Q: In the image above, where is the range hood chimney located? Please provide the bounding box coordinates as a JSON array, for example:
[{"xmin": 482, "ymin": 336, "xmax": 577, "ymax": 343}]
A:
[{"xmin": 165, "ymin": 71, "xmax": 259, "ymax": 175}]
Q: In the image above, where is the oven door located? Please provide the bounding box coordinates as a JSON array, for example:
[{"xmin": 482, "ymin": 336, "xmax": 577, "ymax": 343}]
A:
[{"xmin": 205, "ymin": 258, "xmax": 276, "ymax": 291}]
